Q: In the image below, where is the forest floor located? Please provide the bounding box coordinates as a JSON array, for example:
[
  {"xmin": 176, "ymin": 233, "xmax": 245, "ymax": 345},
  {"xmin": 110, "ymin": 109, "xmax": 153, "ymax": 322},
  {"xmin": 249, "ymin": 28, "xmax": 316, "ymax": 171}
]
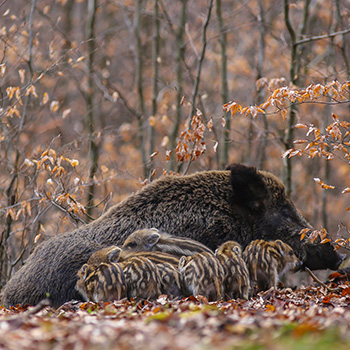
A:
[{"xmin": 1, "ymin": 270, "xmax": 350, "ymax": 350}]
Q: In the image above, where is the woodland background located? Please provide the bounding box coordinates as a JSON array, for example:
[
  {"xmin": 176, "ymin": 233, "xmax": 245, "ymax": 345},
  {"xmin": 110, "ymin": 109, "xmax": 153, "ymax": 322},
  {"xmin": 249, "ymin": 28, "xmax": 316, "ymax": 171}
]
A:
[{"xmin": 0, "ymin": 0, "xmax": 350, "ymax": 292}]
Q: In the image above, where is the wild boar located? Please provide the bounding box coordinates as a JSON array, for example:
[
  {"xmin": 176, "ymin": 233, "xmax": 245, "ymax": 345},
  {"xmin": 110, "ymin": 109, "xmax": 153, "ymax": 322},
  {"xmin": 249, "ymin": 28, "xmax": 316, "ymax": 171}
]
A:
[
  {"xmin": 118, "ymin": 248, "xmax": 181, "ymax": 298},
  {"xmin": 179, "ymin": 252, "xmax": 225, "ymax": 301},
  {"xmin": 119, "ymin": 256, "xmax": 162, "ymax": 300},
  {"xmin": 76, "ymin": 246, "xmax": 127, "ymax": 302},
  {"xmin": 1, "ymin": 164, "xmax": 344, "ymax": 307},
  {"xmin": 119, "ymin": 250, "xmax": 180, "ymax": 267},
  {"xmin": 156, "ymin": 262, "xmax": 182, "ymax": 298},
  {"xmin": 122, "ymin": 228, "xmax": 213, "ymax": 257},
  {"xmin": 243, "ymin": 239, "xmax": 301, "ymax": 292},
  {"xmin": 77, "ymin": 246, "xmax": 179, "ymax": 301},
  {"xmin": 215, "ymin": 241, "xmax": 250, "ymax": 300}
]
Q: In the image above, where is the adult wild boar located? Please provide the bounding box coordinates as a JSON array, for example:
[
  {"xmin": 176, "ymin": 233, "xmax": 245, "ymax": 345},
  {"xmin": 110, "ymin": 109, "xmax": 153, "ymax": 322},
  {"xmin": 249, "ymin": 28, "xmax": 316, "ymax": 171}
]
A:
[{"xmin": 1, "ymin": 164, "xmax": 344, "ymax": 307}]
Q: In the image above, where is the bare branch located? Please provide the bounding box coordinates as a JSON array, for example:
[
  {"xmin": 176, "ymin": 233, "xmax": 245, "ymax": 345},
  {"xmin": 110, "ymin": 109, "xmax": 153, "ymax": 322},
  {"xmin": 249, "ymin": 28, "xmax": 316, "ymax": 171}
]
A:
[
  {"xmin": 50, "ymin": 200, "xmax": 87, "ymax": 225},
  {"xmin": 305, "ymin": 267, "xmax": 342, "ymax": 293},
  {"xmin": 295, "ymin": 27, "xmax": 350, "ymax": 46}
]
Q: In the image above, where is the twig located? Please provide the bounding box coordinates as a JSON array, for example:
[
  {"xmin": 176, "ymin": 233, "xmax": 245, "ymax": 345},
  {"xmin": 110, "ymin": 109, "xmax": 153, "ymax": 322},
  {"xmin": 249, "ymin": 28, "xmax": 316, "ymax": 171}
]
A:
[
  {"xmin": 305, "ymin": 267, "xmax": 342, "ymax": 292},
  {"xmin": 10, "ymin": 245, "xmax": 28, "ymax": 268},
  {"xmin": 3, "ymin": 299, "xmax": 51, "ymax": 319},
  {"xmin": 295, "ymin": 27, "xmax": 350, "ymax": 46},
  {"xmin": 84, "ymin": 192, "xmax": 112, "ymax": 211},
  {"xmin": 28, "ymin": 0, "xmax": 38, "ymax": 75},
  {"xmin": 50, "ymin": 200, "xmax": 86, "ymax": 225},
  {"xmin": 24, "ymin": 298, "xmax": 51, "ymax": 315},
  {"xmin": 93, "ymin": 73, "xmax": 141, "ymax": 119},
  {"xmin": 185, "ymin": 24, "xmax": 199, "ymax": 59}
]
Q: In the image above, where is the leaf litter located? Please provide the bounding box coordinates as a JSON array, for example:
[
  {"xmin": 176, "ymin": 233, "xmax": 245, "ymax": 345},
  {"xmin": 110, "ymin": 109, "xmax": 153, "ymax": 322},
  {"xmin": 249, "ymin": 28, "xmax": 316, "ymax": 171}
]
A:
[{"xmin": 1, "ymin": 273, "xmax": 350, "ymax": 349}]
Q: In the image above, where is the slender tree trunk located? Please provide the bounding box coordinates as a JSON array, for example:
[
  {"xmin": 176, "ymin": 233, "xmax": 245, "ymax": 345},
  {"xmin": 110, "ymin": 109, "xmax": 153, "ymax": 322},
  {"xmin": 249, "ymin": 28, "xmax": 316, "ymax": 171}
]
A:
[
  {"xmin": 169, "ymin": 0, "xmax": 186, "ymax": 171},
  {"xmin": 321, "ymin": 6, "xmax": 338, "ymax": 230},
  {"xmin": 283, "ymin": 0, "xmax": 297, "ymax": 197},
  {"xmin": 86, "ymin": 0, "xmax": 99, "ymax": 217},
  {"xmin": 216, "ymin": 0, "xmax": 230, "ymax": 169},
  {"xmin": 256, "ymin": 0, "xmax": 267, "ymax": 170},
  {"xmin": 335, "ymin": 0, "xmax": 350, "ymax": 115},
  {"xmin": 135, "ymin": 0, "xmax": 148, "ymax": 178},
  {"xmin": 148, "ymin": 0, "xmax": 160, "ymax": 179},
  {"xmin": 283, "ymin": 0, "xmax": 310, "ymax": 197}
]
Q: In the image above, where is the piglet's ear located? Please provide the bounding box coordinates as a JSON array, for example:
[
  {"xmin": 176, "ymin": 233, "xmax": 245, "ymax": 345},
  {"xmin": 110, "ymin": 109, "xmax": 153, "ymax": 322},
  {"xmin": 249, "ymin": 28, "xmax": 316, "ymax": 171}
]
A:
[
  {"xmin": 108, "ymin": 246, "xmax": 122, "ymax": 263},
  {"xmin": 274, "ymin": 240, "xmax": 286, "ymax": 256},
  {"xmin": 232, "ymin": 246, "xmax": 241, "ymax": 255},
  {"xmin": 227, "ymin": 164, "xmax": 268, "ymax": 215},
  {"xmin": 145, "ymin": 232, "xmax": 160, "ymax": 248},
  {"xmin": 80, "ymin": 264, "xmax": 88, "ymax": 281},
  {"xmin": 178, "ymin": 256, "xmax": 187, "ymax": 270}
]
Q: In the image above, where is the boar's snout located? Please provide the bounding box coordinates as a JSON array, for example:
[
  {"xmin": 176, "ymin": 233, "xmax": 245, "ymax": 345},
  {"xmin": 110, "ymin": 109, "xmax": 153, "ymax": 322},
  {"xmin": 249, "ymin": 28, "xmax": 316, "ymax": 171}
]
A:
[
  {"xmin": 303, "ymin": 242, "xmax": 346, "ymax": 271},
  {"xmin": 335, "ymin": 253, "xmax": 347, "ymax": 269}
]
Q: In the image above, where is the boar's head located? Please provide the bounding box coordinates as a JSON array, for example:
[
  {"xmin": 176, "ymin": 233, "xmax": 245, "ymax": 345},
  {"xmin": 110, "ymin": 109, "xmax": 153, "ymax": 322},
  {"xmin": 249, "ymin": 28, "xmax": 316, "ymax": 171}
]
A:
[{"xmin": 228, "ymin": 164, "xmax": 344, "ymax": 270}]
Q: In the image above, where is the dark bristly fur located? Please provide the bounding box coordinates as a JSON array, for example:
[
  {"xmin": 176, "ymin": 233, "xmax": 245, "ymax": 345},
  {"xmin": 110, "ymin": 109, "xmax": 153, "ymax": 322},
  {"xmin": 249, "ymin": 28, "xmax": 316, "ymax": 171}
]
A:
[
  {"xmin": 122, "ymin": 228, "xmax": 213, "ymax": 257},
  {"xmin": 243, "ymin": 239, "xmax": 301, "ymax": 293},
  {"xmin": 179, "ymin": 252, "xmax": 225, "ymax": 301},
  {"xmin": 2, "ymin": 164, "xmax": 344, "ymax": 307},
  {"xmin": 215, "ymin": 241, "xmax": 250, "ymax": 300}
]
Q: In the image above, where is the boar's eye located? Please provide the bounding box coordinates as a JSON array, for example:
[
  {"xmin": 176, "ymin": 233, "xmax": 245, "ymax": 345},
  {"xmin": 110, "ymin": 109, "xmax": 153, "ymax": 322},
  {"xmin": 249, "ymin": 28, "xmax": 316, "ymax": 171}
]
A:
[
  {"xmin": 250, "ymin": 201, "xmax": 265, "ymax": 215},
  {"xmin": 281, "ymin": 207, "xmax": 293, "ymax": 219}
]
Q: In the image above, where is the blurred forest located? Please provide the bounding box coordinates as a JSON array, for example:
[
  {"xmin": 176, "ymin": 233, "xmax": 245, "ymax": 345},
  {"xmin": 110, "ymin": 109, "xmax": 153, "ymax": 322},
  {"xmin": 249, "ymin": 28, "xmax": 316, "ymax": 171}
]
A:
[{"xmin": 0, "ymin": 0, "xmax": 350, "ymax": 289}]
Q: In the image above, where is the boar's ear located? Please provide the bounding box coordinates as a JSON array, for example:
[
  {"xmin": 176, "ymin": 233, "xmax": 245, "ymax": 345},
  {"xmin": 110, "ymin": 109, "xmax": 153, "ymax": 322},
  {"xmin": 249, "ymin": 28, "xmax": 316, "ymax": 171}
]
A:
[
  {"xmin": 227, "ymin": 164, "xmax": 268, "ymax": 214},
  {"xmin": 107, "ymin": 247, "xmax": 122, "ymax": 263},
  {"xmin": 145, "ymin": 232, "xmax": 160, "ymax": 248}
]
